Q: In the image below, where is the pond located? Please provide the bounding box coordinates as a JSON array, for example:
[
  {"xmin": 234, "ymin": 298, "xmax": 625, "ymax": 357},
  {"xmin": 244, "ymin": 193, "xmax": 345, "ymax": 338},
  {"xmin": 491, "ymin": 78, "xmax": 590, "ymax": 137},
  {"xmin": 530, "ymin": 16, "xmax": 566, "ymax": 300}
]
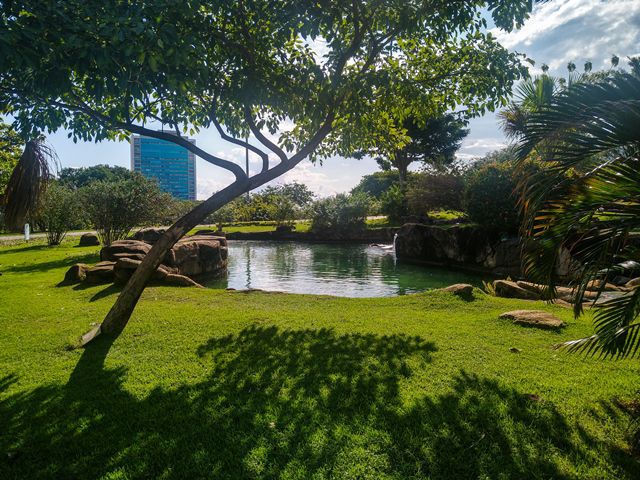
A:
[{"xmin": 204, "ymin": 241, "xmax": 490, "ymax": 297}]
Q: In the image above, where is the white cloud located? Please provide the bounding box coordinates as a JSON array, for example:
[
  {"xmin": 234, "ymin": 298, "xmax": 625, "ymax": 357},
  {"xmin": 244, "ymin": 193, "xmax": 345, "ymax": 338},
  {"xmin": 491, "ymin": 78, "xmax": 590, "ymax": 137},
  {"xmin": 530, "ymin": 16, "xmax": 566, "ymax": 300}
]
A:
[
  {"xmin": 461, "ymin": 138, "xmax": 507, "ymax": 151},
  {"xmin": 492, "ymin": 0, "xmax": 640, "ymax": 75}
]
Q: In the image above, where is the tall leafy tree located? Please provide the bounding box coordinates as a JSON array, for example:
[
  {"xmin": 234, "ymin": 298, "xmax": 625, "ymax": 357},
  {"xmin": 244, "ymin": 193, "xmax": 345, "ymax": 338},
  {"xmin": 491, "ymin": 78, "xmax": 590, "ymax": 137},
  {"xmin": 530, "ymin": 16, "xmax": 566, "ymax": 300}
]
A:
[
  {"xmin": 0, "ymin": 0, "xmax": 535, "ymax": 338},
  {"xmin": 361, "ymin": 114, "xmax": 469, "ymax": 186}
]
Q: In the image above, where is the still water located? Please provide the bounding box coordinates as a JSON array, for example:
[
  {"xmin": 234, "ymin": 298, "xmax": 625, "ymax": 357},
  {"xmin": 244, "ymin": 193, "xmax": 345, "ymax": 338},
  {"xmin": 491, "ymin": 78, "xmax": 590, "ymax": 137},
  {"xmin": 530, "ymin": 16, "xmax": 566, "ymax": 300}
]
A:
[{"xmin": 204, "ymin": 241, "xmax": 489, "ymax": 297}]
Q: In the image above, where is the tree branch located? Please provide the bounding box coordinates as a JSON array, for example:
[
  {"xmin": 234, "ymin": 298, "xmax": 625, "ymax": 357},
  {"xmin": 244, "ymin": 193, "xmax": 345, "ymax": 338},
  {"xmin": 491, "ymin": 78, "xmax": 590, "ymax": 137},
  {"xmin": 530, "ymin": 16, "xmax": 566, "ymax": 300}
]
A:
[
  {"xmin": 211, "ymin": 116, "xmax": 269, "ymax": 173},
  {"xmin": 57, "ymin": 96, "xmax": 248, "ymax": 179},
  {"xmin": 243, "ymin": 106, "xmax": 289, "ymax": 164}
]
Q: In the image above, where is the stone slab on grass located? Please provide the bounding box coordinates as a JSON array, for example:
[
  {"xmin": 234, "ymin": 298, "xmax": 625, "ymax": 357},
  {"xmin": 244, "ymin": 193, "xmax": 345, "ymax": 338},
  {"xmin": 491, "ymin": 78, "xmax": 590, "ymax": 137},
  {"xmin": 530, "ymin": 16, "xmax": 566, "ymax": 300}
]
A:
[
  {"xmin": 440, "ymin": 283, "xmax": 474, "ymax": 299},
  {"xmin": 499, "ymin": 310, "xmax": 565, "ymax": 330},
  {"xmin": 494, "ymin": 280, "xmax": 540, "ymax": 300}
]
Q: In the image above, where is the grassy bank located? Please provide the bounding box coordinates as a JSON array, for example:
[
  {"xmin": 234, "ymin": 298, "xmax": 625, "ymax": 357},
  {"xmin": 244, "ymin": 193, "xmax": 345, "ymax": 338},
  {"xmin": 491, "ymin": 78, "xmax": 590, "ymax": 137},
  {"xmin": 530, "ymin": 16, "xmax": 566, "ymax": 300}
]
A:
[{"xmin": 0, "ymin": 240, "xmax": 639, "ymax": 479}]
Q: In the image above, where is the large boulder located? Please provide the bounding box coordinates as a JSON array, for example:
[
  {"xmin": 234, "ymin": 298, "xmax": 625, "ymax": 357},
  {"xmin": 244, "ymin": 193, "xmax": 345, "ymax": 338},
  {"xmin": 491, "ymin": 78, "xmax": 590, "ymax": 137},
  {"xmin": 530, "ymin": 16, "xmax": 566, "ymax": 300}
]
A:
[
  {"xmin": 395, "ymin": 224, "xmax": 494, "ymax": 268},
  {"xmin": 85, "ymin": 261, "xmax": 116, "ymax": 284},
  {"xmin": 101, "ymin": 240, "xmax": 152, "ymax": 262},
  {"xmin": 130, "ymin": 228, "xmax": 166, "ymax": 244},
  {"xmin": 499, "ymin": 310, "xmax": 565, "ymax": 330},
  {"xmin": 113, "ymin": 257, "xmax": 172, "ymax": 284},
  {"xmin": 440, "ymin": 283, "xmax": 474, "ymax": 300},
  {"xmin": 62, "ymin": 263, "xmax": 89, "ymax": 284},
  {"xmin": 626, "ymin": 277, "xmax": 640, "ymax": 289},
  {"xmin": 585, "ymin": 280, "xmax": 621, "ymax": 292},
  {"xmin": 515, "ymin": 281, "xmax": 599, "ymax": 303},
  {"xmin": 394, "ymin": 223, "xmax": 580, "ymax": 279},
  {"xmin": 494, "ymin": 280, "xmax": 540, "ymax": 300},
  {"xmin": 163, "ymin": 235, "xmax": 228, "ymax": 277},
  {"xmin": 78, "ymin": 233, "xmax": 100, "ymax": 247},
  {"xmin": 82, "ymin": 234, "xmax": 228, "ymax": 287}
]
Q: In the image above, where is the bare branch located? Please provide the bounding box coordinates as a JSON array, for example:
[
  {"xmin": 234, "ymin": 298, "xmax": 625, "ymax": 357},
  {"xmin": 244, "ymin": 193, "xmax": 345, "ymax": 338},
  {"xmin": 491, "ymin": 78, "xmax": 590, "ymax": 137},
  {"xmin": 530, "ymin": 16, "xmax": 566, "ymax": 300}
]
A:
[
  {"xmin": 211, "ymin": 116, "xmax": 269, "ymax": 173},
  {"xmin": 57, "ymin": 96, "xmax": 248, "ymax": 179},
  {"xmin": 243, "ymin": 106, "xmax": 289, "ymax": 164}
]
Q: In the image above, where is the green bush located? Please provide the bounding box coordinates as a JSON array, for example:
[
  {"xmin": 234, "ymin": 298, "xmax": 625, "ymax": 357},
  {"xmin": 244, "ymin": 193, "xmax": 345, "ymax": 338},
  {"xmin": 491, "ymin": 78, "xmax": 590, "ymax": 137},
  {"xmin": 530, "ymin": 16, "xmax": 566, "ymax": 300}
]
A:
[
  {"xmin": 37, "ymin": 183, "xmax": 81, "ymax": 245},
  {"xmin": 204, "ymin": 183, "xmax": 315, "ymax": 226},
  {"xmin": 379, "ymin": 184, "xmax": 407, "ymax": 222},
  {"xmin": 310, "ymin": 192, "xmax": 372, "ymax": 233},
  {"xmin": 79, "ymin": 175, "xmax": 172, "ymax": 245},
  {"xmin": 464, "ymin": 162, "xmax": 521, "ymax": 235},
  {"xmin": 407, "ymin": 172, "xmax": 465, "ymax": 214},
  {"xmin": 351, "ymin": 170, "xmax": 405, "ymax": 199}
]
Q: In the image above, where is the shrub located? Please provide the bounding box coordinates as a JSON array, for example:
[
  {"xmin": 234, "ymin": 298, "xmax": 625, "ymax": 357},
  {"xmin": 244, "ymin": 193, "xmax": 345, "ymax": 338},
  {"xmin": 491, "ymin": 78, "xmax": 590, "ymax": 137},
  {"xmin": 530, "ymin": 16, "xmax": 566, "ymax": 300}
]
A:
[
  {"xmin": 310, "ymin": 192, "xmax": 372, "ymax": 233},
  {"xmin": 37, "ymin": 183, "xmax": 81, "ymax": 245},
  {"xmin": 379, "ymin": 184, "xmax": 407, "ymax": 222},
  {"xmin": 80, "ymin": 175, "xmax": 172, "ymax": 245},
  {"xmin": 351, "ymin": 170, "xmax": 404, "ymax": 199},
  {"xmin": 407, "ymin": 172, "xmax": 465, "ymax": 214},
  {"xmin": 464, "ymin": 161, "xmax": 521, "ymax": 235}
]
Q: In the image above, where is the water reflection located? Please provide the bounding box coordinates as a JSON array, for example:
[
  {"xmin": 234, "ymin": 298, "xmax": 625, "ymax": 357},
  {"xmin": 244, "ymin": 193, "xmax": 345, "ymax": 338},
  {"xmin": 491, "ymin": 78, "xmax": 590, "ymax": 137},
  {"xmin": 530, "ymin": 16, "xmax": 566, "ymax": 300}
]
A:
[{"xmin": 204, "ymin": 241, "xmax": 489, "ymax": 298}]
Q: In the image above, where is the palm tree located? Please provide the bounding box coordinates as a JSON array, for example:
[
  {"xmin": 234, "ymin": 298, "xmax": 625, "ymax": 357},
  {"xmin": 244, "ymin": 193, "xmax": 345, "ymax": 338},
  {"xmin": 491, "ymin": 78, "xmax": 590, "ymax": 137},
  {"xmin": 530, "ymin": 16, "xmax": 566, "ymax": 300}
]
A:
[
  {"xmin": 514, "ymin": 70, "xmax": 640, "ymax": 358},
  {"xmin": 499, "ymin": 73, "xmax": 560, "ymax": 139},
  {"xmin": 2, "ymin": 137, "xmax": 57, "ymax": 229}
]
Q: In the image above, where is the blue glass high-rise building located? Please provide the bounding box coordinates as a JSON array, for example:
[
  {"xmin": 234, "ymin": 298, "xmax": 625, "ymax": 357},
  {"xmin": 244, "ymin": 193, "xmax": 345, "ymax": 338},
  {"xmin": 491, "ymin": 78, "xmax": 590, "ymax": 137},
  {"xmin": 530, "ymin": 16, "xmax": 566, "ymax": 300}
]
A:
[{"xmin": 130, "ymin": 133, "xmax": 196, "ymax": 200}]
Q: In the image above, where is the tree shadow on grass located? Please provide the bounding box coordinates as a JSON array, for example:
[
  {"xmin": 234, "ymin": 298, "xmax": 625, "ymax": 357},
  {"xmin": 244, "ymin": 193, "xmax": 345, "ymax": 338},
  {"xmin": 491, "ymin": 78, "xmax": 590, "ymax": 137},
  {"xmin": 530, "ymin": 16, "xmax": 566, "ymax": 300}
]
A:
[
  {"xmin": 70, "ymin": 282, "xmax": 122, "ymax": 301},
  {"xmin": 3, "ymin": 252, "xmax": 99, "ymax": 275},
  {"xmin": 0, "ymin": 326, "xmax": 638, "ymax": 479}
]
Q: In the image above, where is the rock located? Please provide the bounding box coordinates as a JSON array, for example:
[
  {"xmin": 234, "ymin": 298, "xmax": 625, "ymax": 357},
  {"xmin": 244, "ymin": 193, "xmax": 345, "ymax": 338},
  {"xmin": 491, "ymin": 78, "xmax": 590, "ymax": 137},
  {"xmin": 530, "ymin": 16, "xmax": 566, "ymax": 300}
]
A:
[
  {"xmin": 62, "ymin": 263, "xmax": 89, "ymax": 284},
  {"xmin": 275, "ymin": 224, "xmax": 294, "ymax": 233},
  {"xmin": 394, "ymin": 223, "xmax": 580, "ymax": 279},
  {"xmin": 93, "ymin": 235, "xmax": 227, "ymax": 284},
  {"xmin": 494, "ymin": 280, "xmax": 540, "ymax": 300},
  {"xmin": 516, "ymin": 281, "xmax": 545, "ymax": 295},
  {"xmin": 164, "ymin": 273, "xmax": 203, "ymax": 287},
  {"xmin": 555, "ymin": 286, "xmax": 597, "ymax": 302},
  {"xmin": 626, "ymin": 277, "xmax": 640, "ymax": 289},
  {"xmin": 509, "ymin": 347, "xmax": 521, "ymax": 353},
  {"xmin": 395, "ymin": 223, "xmax": 496, "ymax": 269},
  {"xmin": 101, "ymin": 240, "xmax": 151, "ymax": 262},
  {"xmin": 163, "ymin": 235, "xmax": 228, "ymax": 277},
  {"xmin": 550, "ymin": 298, "xmax": 574, "ymax": 309},
  {"xmin": 585, "ymin": 280, "xmax": 621, "ymax": 292},
  {"xmin": 499, "ymin": 310, "xmax": 565, "ymax": 330},
  {"xmin": 113, "ymin": 257, "xmax": 172, "ymax": 284},
  {"xmin": 130, "ymin": 227, "xmax": 166, "ymax": 244},
  {"xmin": 193, "ymin": 229, "xmax": 226, "ymax": 237},
  {"xmin": 110, "ymin": 252, "xmax": 147, "ymax": 262},
  {"xmin": 611, "ymin": 275, "xmax": 632, "ymax": 286},
  {"xmin": 441, "ymin": 283, "xmax": 474, "ymax": 299},
  {"xmin": 515, "ymin": 282, "xmax": 601, "ymax": 303},
  {"xmin": 78, "ymin": 233, "xmax": 100, "ymax": 246},
  {"xmin": 85, "ymin": 261, "xmax": 116, "ymax": 284}
]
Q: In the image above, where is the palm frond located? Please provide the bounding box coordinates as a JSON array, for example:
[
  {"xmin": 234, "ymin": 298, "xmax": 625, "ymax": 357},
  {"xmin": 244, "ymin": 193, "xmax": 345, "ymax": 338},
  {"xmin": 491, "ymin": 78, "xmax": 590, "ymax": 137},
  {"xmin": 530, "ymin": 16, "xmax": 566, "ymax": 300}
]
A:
[
  {"xmin": 559, "ymin": 289, "xmax": 640, "ymax": 359},
  {"xmin": 3, "ymin": 138, "xmax": 58, "ymax": 229},
  {"xmin": 514, "ymin": 73, "xmax": 640, "ymax": 358}
]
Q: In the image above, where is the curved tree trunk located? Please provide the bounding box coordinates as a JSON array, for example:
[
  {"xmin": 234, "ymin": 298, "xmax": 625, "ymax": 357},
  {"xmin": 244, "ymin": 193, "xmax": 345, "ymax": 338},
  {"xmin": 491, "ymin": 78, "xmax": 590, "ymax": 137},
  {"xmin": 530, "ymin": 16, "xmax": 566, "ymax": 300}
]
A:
[{"xmin": 99, "ymin": 180, "xmax": 248, "ymax": 337}]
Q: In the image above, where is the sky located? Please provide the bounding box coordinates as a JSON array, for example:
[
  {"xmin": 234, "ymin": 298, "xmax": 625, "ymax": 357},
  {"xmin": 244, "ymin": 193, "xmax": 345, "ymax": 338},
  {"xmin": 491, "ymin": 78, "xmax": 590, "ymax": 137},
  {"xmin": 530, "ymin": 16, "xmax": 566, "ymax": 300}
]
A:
[{"xmin": 44, "ymin": 0, "xmax": 640, "ymax": 199}]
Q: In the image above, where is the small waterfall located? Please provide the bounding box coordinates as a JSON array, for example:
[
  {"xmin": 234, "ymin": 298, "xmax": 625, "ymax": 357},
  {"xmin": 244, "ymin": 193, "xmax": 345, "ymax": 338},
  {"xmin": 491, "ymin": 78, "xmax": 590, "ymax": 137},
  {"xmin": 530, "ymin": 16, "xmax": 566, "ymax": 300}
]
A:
[{"xmin": 392, "ymin": 233, "xmax": 398, "ymax": 259}]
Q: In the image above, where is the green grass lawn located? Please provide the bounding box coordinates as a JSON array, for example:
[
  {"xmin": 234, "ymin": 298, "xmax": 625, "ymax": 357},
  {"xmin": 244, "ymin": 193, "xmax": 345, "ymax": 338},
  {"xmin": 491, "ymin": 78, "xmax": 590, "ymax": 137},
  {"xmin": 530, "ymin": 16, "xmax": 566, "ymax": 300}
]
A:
[
  {"xmin": 189, "ymin": 221, "xmax": 312, "ymax": 235},
  {"xmin": 0, "ymin": 240, "xmax": 639, "ymax": 479}
]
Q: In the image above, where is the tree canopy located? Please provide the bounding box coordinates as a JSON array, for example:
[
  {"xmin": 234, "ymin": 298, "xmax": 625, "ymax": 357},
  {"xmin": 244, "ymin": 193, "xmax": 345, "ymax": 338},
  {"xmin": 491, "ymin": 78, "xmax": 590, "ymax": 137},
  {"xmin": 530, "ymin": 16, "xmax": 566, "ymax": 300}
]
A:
[
  {"xmin": 0, "ymin": 122, "xmax": 23, "ymax": 196},
  {"xmin": 371, "ymin": 114, "xmax": 469, "ymax": 184},
  {"xmin": 1, "ymin": 1, "xmax": 531, "ymax": 165},
  {"xmin": 58, "ymin": 164, "xmax": 135, "ymax": 189}
]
